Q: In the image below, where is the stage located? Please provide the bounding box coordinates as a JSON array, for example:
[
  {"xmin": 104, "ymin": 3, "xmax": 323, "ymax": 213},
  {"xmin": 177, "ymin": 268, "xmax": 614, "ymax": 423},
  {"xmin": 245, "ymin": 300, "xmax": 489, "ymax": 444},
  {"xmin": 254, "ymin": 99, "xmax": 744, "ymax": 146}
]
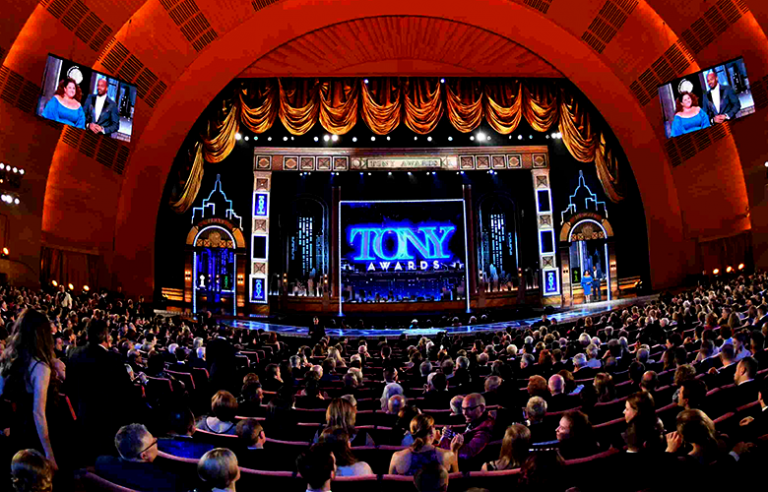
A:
[{"xmin": 221, "ymin": 294, "xmax": 655, "ymax": 338}]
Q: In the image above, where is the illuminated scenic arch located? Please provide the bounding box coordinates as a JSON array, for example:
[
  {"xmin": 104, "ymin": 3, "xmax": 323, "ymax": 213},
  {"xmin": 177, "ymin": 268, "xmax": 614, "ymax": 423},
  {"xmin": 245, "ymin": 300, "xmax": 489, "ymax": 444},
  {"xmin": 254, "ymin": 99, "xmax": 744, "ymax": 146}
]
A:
[{"xmin": 4, "ymin": 0, "xmax": 765, "ymax": 294}]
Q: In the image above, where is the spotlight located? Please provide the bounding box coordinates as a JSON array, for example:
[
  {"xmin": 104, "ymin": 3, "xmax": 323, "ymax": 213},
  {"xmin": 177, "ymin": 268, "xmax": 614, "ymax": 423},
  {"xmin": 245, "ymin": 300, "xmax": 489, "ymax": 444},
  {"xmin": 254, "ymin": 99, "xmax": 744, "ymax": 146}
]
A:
[
  {"xmin": 83, "ymin": 285, "xmax": 90, "ymax": 292},
  {"xmin": 244, "ymin": 136, "xmax": 249, "ymax": 141},
  {"xmin": 308, "ymin": 172, "xmax": 312, "ymax": 175},
  {"xmin": 290, "ymin": 136, "xmax": 294, "ymax": 141},
  {"xmin": 738, "ymin": 263, "xmax": 745, "ymax": 270},
  {"xmin": 486, "ymin": 135, "xmax": 491, "ymax": 141},
  {"xmin": 517, "ymin": 135, "xmax": 523, "ymax": 140},
  {"xmin": 267, "ymin": 137, "xmax": 272, "ymax": 141},
  {"xmin": 713, "ymin": 268, "xmax": 720, "ymax": 275},
  {"xmin": 323, "ymin": 135, "xmax": 330, "ymax": 142},
  {"xmin": 427, "ymin": 136, "xmax": 432, "ymax": 142},
  {"xmin": 470, "ymin": 136, "xmax": 475, "ymax": 141},
  {"xmin": 440, "ymin": 78, "xmax": 445, "ymax": 84},
  {"xmin": 364, "ymin": 79, "xmax": 369, "ymax": 84},
  {"xmin": 546, "ymin": 135, "xmax": 550, "ymax": 139},
  {"xmin": 52, "ymin": 280, "xmax": 58, "ymax": 287},
  {"xmin": 414, "ymin": 136, "xmax": 418, "ymax": 141},
  {"xmin": 726, "ymin": 266, "xmax": 733, "ymax": 273},
  {"xmin": 552, "ymin": 132, "xmax": 558, "ymax": 138},
  {"xmin": 283, "ymin": 136, "xmax": 288, "ymax": 141},
  {"xmin": 352, "ymin": 137, "xmax": 357, "ymax": 142},
  {"xmin": 557, "ymin": 132, "xmax": 563, "ymax": 138},
  {"xmin": 235, "ymin": 133, "xmax": 242, "ymax": 140},
  {"xmin": 476, "ymin": 132, "xmax": 486, "ymax": 141},
  {"xmin": 386, "ymin": 136, "xmax": 391, "ymax": 141},
  {"xmin": 529, "ymin": 135, "xmax": 533, "ymax": 139},
  {"xmin": 0, "ymin": 164, "xmax": 4, "ymax": 169},
  {"xmin": 509, "ymin": 135, "xmax": 512, "ymax": 139},
  {"xmin": 253, "ymin": 136, "xmax": 258, "ymax": 141},
  {"xmin": 448, "ymin": 136, "xmax": 453, "ymax": 141},
  {"xmin": 371, "ymin": 136, "xmax": 376, "ymax": 141},
  {"xmin": 765, "ymin": 162, "xmax": 768, "ymax": 168},
  {"xmin": 68, "ymin": 283, "xmax": 74, "ymax": 290},
  {"xmin": 13, "ymin": 198, "xmax": 18, "ymax": 205},
  {"xmin": 314, "ymin": 136, "xmax": 319, "ymax": 142},
  {"xmin": 388, "ymin": 172, "xmax": 392, "ymax": 176},
  {"xmin": 360, "ymin": 172, "xmax": 364, "ymax": 176},
  {"xmin": 460, "ymin": 171, "xmax": 465, "ymax": 174},
  {"xmin": 1, "ymin": 247, "xmax": 7, "ymax": 257},
  {"xmin": 331, "ymin": 135, "xmax": 339, "ymax": 142},
  {"xmin": 368, "ymin": 172, "xmax": 372, "ymax": 176}
]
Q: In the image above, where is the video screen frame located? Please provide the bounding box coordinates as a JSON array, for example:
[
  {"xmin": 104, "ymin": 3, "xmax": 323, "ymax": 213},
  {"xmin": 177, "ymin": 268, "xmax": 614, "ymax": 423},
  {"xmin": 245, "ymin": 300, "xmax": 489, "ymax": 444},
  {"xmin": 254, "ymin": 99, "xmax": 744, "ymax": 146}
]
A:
[
  {"xmin": 36, "ymin": 54, "xmax": 138, "ymax": 143},
  {"xmin": 658, "ymin": 57, "xmax": 755, "ymax": 139},
  {"xmin": 338, "ymin": 199, "xmax": 471, "ymax": 315}
]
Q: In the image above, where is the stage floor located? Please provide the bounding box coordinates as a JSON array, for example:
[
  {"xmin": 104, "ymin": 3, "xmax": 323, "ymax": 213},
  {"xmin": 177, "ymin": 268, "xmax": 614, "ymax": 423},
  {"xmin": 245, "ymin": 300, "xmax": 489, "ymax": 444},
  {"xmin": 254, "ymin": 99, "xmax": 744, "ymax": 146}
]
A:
[{"xmin": 222, "ymin": 295, "xmax": 656, "ymax": 338}]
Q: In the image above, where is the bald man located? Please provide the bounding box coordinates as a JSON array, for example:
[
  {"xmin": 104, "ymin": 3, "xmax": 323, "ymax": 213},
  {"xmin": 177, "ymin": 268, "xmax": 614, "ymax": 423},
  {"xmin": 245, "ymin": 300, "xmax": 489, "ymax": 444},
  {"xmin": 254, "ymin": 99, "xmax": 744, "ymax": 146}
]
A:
[
  {"xmin": 387, "ymin": 394, "xmax": 406, "ymax": 415},
  {"xmin": 547, "ymin": 374, "xmax": 570, "ymax": 412},
  {"xmin": 438, "ymin": 393, "xmax": 494, "ymax": 460},
  {"xmin": 705, "ymin": 71, "xmax": 741, "ymax": 125}
]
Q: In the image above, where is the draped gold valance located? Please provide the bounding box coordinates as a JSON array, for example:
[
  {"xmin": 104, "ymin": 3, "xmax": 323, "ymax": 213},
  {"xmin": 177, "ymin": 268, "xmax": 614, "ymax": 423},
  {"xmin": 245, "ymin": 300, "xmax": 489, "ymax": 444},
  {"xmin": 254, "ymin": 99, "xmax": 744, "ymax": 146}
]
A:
[{"xmin": 171, "ymin": 77, "xmax": 624, "ymax": 213}]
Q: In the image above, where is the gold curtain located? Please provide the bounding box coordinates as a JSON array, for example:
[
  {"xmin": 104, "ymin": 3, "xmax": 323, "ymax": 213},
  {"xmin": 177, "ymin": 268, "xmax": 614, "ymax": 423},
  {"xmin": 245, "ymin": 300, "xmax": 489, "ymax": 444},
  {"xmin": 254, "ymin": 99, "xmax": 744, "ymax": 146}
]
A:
[
  {"xmin": 169, "ymin": 142, "xmax": 205, "ymax": 214},
  {"xmin": 445, "ymin": 79, "xmax": 483, "ymax": 133},
  {"xmin": 191, "ymin": 78, "xmax": 625, "ymax": 207}
]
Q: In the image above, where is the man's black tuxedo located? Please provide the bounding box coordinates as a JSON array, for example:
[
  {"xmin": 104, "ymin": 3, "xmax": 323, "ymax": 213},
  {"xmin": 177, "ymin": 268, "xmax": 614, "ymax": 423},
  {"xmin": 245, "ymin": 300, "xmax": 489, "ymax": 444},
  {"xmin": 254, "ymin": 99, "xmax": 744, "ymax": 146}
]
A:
[
  {"xmin": 83, "ymin": 94, "xmax": 120, "ymax": 135},
  {"xmin": 705, "ymin": 84, "xmax": 741, "ymax": 121}
]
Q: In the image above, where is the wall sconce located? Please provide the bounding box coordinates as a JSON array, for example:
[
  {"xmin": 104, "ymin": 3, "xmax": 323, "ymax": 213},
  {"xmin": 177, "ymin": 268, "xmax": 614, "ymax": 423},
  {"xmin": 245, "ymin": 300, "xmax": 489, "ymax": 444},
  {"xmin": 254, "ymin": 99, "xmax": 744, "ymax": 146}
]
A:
[
  {"xmin": 51, "ymin": 280, "xmax": 58, "ymax": 287},
  {"xmin": 83, "ymin": 285, "xmax": 90, "ymax": 292},
  {"xmin": 713, "ymin": 268, "xmax": 720, "ymax": 275},
  {"xmin": 184, "ymin": 270, "xmax": 192, "ymax": 280},
  {"xmin": 0, "ymin": 247, "xmax": 7, "ymax": 257},
  {"xmin": 237, "ymin": 275, "xmax": 245, "ymax": 284}
]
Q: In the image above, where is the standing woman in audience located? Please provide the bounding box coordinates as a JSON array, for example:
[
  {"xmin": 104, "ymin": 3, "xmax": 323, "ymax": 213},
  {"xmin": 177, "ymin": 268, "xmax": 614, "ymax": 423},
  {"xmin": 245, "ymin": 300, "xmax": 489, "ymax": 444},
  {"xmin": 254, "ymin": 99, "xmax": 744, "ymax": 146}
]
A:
[
  {"xmin": 0, "ymin": 309, "xmax": 61, "ymax": 471},
  {"xmin": 482, "ymin": 424, "xmax": 531, "ymax": 471}
]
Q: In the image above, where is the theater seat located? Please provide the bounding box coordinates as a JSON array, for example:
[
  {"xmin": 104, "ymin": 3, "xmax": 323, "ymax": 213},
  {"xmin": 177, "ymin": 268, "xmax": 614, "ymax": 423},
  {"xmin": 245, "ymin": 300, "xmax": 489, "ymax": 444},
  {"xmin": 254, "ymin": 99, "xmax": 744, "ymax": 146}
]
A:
[
  {"xmin": 81, "ymin": 471, "xmax": 142, "ymax": 492},
  {"xmin": 192, "ymin": 428, "xmax": 240, "ymax": 447}
]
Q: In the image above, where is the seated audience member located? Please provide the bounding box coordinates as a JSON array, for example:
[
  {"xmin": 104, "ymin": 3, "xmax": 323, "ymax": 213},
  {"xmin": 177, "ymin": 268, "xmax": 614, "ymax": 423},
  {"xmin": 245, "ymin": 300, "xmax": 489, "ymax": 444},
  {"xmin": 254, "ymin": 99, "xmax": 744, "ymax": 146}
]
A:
[
  {"xmin": 594, "ymin": 373, "xmax": 616, "ymax": 402},
  {"xmin": 234, "ymin": 418, "xmax": 283, "ymax": 471},
  {"xmin": 265, "ymin": 387, "xmax": 298, "ymax": 438},
  {"xmin": 722, "ymin": 356, "xmax": 759, "ymax": 408},
  {"xmin": 640, "ymin": 371, "xmax": 659, "ymax": 395},
  {"xmin": 439, "ymin": 393, "xmax": 495, "ymax": 461},
  {"xmin": 296, "ymin": 376, "xmax": 327, "ymax": 409},
  {"xmin": 482, "ymin": 424, "xmax": 531, "ymax": 471},
  {"xmin": 525, "ymin": 396, "xmax": 553, "ymax": 443},
  {"xmin": 449, "ymin": 395, "xmax": 464, "ymax": 416},
  {"xmin": 422, "ymin": 372, "xmax": 451, "ymax": 409},
  {"xmin": 318, "ymin": 428, "xmax": 374, "ymax": 476},
  {"xmin": 297, "ymin": 444, "xmax": 336, "ymax": 492},
  {"xmin": 95, "ymin": 424, "xmax": 184, "ymax": 492},
  {"xmin": 157, "ymin": 406, "xmax": 214, "ymax": 459},
  {"xmin": 733, "ymin": 332, "xmax": 751, "ymax": 361},
  {"xmin": 197, "ymin": 390, "xmax": 239, "ymax": 435},
  {"xmin": 414, "ymin": 462, "xmax": 449, "ymax": 492},
  {"xmin": 387, "ymin": 394, "xmax": 407, "ymax": 418},
  {"xmin": 738, "ymin": 377, "xmax": 768, "ymax": 440},
  {"xmin": 624, "ymin": 391, "xmax": 665, "ymax": 452},
  {"xmin": 664, "ymin": 409, "xmax": 751, "ymax": 471},
  {"xmin": 678, "ymin": 379, "xmax": 708, "ymax": 412},
  {"xmin": 11, "ymin": 449, "xmax": 52, "ymax": 492},
  {"xmin": 262, "ymin": 363, "xmax": 283, "ymax": 391},
  {"xmin": 393, "ymin": 404, "xmax": 423, "ymax": 446},
  {"xmin": 518, "ymin": 451, "xmax": 566, "ymax": 491},
  {"xmin": 316, "ymin": 398, "xmax": 374, "ymax": 446},
  {"xmin": 380, "ymin": 382, "xmax": 404, "ymax": 411},
  {"xmin": 390, "ymin": 414, "xmax": 461, "ymax": 475},
  {"xmin": 547, "ymin": 374, "xmax": 570, "ymax": 411},
  {"xmin": 482, "ymin": 375, "xmax": 503, "ymax": 406},
  {"xmin": 195, "ymin": 448, "xmax": 240, "ymax": 492},
  {"xmin": 527, "ymin": 375, "xmax": 551, "ymax": 401},
  {"xmin": 237, "ymin": 377, "xmax": 263, "ymax": 417},
  {"xmin": 555, "ymin": 410, "xmax": 599, "ymax": 459}
]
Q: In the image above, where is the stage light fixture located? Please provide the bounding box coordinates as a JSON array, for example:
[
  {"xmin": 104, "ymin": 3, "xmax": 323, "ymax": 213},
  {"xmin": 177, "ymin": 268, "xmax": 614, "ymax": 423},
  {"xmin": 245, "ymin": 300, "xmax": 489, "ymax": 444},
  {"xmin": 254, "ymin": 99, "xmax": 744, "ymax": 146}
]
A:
[
  {"xmin": 764, "ymin": 162, "xmax": 768, "ymax": 167},
  {"xmin": 253, "ymin": 136, "xmax": 258, "ymax": 141},
  {"xmin": 360, "ymin": 172, "xmax": 364, "ymax": 176},
  {"xmin": 244, "ymin": 136, "xmax": 249, "ymax": 141},
  {"xmin": 486, "ymin": 135, "xmax": 491, "ymax": 141},
  {"xmin": 323, "ymin": 135, "xmax": 330, "ymax": 142},
  {"xmin": 440, "ymin": 78, "xmax": 445, "ymax": 84},
  {"xmin": 448, "ymin": 136, "xmax": 453, "ymax": 141},
  {"xmin": 517, "ymin": 135, "xmax": 523, "ymax": 140},
  {"xmin": 1, "ymin": 247, "xmax": 7, "ymax": 257},
  {"xmin": 726, "ymin": 266, "xmax": 733, "ymax": 273},
  {"xmin": 314, "ymin": 136, "xmax": 319, "ymax": 142},
  {"xmin": 407, "ymin": 171, "xmax": 412, "ymax": 175},
  {"xmin": 470, "ymin": 136, "xmax": 475, "ymax": 141},
  {"xmin": 331, "ymin": 135, "xmax": 339, "ymax": 142},
  {"xmin": 476, "ymin": 132, "xmax": 486, "ymax": 142},
  {"xmin": 235, "ymin": 133, "xmax": 242, "ymax": 140},
  {"xmin": 267, "ymin": 137, "xmax": 272, "ymax": 141},
  {"xmin": 546, "ymin": 135, "xmax": 550, "ymax": 139},
  {"xmin": 0, "ymin": 164, "xmax": 4, "ymax": 169},
  {"xmin": 68, "ymin": 283, "xmax": 74, "ymax": 290},
  {"xmin": 371, "ymin": 136, "xmax": 376, "ymax": 141},
  {"xmin": 713, "ymin": 268, "xmax": 720, "ymax": 275},
  {"xmin": 13, "ymin": 198, "xmax": 18, "ymax": 205},
  {"xmin": 387, "ymin": 136, "xmax": 391, "ymax": 141},
  {"xmin": 738, "ymin": 263, "xmax": 745, "ymax": 270},
  {"xmin": 291, "ymin": 136, "xmax": 295, "ymax": 141},
  {"xmin": 460, "ymin": 171, "xmax": 465, "ymax": 174},
  {"xmin": 364, "ymin": 79, "xmax": 369, "ymax": 84},
  {"xmin": 52, "ymin": 280, "xmax": 58, "ymax": 287},
  {"xmin": 352, "ymin": 137, "xmax": 358, "ymax": 142},
  {"xmin": 388, "ymin": 172, "xmax": 392, "ymax": 175},
  {"xmin": 427, "ymin": 136, "xmax": 432, "ymax": 142},
  {"xmin": 529, "ymin": 135, "xmax": 533, "ymax": 139},
  {"xmin": 414, "ymin": 136, "xmax": 418, "ymax": 141},
  {"xmin": 368, "ymin": 172, "xmax": 372, "ymax": 176},
  {"xmin": 83, "ymin": 285, "xmax": 90, "ymax": 292},
  {"xmin": 283, "ymin": 136, "xmax": 288, "ymax": 141}
]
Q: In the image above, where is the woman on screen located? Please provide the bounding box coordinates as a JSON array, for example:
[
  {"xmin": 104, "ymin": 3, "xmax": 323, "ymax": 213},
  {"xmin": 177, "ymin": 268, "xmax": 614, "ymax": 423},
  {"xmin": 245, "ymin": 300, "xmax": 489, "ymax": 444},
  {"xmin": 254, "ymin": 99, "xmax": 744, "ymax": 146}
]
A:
[
  {"xmin": 670, "ymin": 92, "xmax": 709, "ymax": 137},
  {"xmin": 42, "ymin": 78, "xmax": 85, "ymax": 129}
]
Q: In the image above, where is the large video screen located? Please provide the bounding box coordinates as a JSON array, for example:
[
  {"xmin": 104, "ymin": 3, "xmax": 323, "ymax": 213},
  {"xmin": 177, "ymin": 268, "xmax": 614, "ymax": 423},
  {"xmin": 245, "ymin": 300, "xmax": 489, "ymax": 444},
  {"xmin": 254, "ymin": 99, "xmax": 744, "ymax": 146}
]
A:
[
  {"xmin": 339, "ymin": 200, "xmax": 469, "ymax": 307},
  {"xmin": 658, "ymin": 57, "xmax": 754, "ymax": 139},
  {"xmin": 36, "ymin": 54, "xmax": 137, "ymax": 142}
]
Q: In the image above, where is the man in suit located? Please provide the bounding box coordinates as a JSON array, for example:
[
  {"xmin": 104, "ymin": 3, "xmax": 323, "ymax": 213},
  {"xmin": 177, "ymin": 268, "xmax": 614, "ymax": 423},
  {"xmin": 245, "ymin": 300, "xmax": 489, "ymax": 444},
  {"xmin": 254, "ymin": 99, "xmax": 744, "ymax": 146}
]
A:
[
  {"xmin": 738, "ymin": 377, "xmax": 768, "ymax": 441},
  {"xmin": 308, "ymin": 316, "xmax": 326, "ymax": 345},
  {"xmin": 83, "ymin": 78, "xmax": 120, "ymax": 136},
  {"xmin": 722, "ymin": 356, "xmax": 759, "ymax": 409},
  {"xmin": 67, "ymin": 318, "xmax": 136, "ymax": 461},
  {"xmin": 96, "ymin": 424, "xmax": 185, "ymax": 492},
  {"xmin": 705, "ymin": 72, "xmax": 741, "ymax": 125}
]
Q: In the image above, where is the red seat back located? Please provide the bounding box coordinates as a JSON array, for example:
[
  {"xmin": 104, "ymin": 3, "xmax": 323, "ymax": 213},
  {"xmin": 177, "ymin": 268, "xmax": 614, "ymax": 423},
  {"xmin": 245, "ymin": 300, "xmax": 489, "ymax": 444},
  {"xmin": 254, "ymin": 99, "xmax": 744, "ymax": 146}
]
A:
[{"xmin": 82, "ymin": 472, "xmax": 142, "ymax": 492}]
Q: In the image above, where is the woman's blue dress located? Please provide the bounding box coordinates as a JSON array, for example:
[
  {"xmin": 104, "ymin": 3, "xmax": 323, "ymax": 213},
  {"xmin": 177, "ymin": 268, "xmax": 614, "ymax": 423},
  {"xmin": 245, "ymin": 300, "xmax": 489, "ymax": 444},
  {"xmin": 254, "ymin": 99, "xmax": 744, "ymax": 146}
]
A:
[
  {"xmin": 581, "ymin": 275, "xmax": 593, "ymax": 296},
  {"xmin": 670, "ymin": 109, "xmax": 710, "ymax": 137},
  {"xmin": 42, "ymin": 97, "xmax": 85, "ymax": 129}
]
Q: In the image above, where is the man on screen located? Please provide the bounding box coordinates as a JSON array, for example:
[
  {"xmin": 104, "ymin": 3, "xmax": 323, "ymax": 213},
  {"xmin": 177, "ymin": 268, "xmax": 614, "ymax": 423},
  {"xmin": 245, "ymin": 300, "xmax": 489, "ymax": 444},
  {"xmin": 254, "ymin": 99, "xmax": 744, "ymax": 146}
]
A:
[
  {"xmin": 83, "ymin": 78, "xmax": 120, "ymax": 135},
  {"xmin": 705, "ymin": 72, "xmax": 741, "ymax": 124}
]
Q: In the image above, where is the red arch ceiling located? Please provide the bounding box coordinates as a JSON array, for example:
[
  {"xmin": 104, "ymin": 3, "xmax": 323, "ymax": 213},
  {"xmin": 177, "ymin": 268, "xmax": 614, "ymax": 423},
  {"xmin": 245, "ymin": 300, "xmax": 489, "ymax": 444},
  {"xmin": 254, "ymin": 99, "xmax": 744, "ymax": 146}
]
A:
[{"xmin": 1, "ymin": 0, "xmax": 766, "ymax": 294}]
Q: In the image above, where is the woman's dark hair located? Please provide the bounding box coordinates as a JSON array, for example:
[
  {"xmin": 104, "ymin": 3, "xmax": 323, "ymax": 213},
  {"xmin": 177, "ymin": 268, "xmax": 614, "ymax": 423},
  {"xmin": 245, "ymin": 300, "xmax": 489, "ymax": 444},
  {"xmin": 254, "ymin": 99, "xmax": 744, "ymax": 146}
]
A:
[
  {"xmin": 562, "ymin": 410, "xmax": 593, "ymax": 443},
  {"xmin": 54, "ymin": 78, "xmax": 82, "ymax": 102},
  {"xmin": 2, "ymin": 309, "xmax": 56, "ymax": 398},
  {"xmin": 520, "ymin": 451, "xmax": 565, "ymax": 488},
  {"xmin": 410, "ymin": 414, "xmax": 436, "ymax": 452},
  {"xmin": 318, "ymin": 427, "xmax": 358, "ymax": 466},
  {"xmin": 11, "ymin": 449, "xmax": 52, "ymax": 492},
  {"xmin": 498, "ymin": 424, "xmax": 531, "ymax": 468},
  {"xmin": 594, "ymin": 373, "xmax": 615, "ymax": 402},
  {"xmin": 675, "ymin": 91, "xmax": 699, "ymax": 112},
  {"xmin": 627, "ymin": 391, "xmax": 656, "ymax": 424}
]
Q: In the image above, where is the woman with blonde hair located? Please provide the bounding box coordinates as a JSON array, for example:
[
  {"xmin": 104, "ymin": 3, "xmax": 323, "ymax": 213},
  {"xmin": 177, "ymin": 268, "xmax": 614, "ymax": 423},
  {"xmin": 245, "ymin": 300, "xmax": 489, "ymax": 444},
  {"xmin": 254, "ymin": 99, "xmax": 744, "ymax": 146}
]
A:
[
  {"xmin": 196, "ymin": 448, "xmax": 240, "ymax": 492},
  {"xmin": 11, "ymin": 449, "xmax": 52, "ymax": 492},
  {"xmin": 314, "ymin": 398, "xmax": 374, "ymax": 446},
  {"xmin": 328, "ymin": 347, "xmax": 346, "ymax": 368},
  {"xmin": 482, "ymin": 424, "xmax": 531, "ymax": 471},
  {"xmin": 389, "ymin": 414, "xmax": 462, "ymax": 475}
]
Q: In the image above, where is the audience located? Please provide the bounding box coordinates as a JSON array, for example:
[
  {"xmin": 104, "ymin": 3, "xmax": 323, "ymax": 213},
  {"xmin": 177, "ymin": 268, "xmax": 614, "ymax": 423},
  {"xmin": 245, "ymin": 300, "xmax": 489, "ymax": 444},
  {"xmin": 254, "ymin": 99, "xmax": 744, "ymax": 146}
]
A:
[
  {"xmin": 196, "ymin": 448, "xmax": 240, "ymax": 492},
  {"xmin": 389, "ymin": 414, "xmax": 461, "ymax": 475},
  {"xmin": 481, "ymin": 424, "xmax": 531, "ymax": 471},
  {"xmin": 10, "ymin": 449, "xmax": 52, "ymax": 492},
  {"xmin": 196, "ymin": 391, "xmax": 239, "ymax": 435},
  {"xmin": 318, "ymin": 428, "xmax": 374, "ymax": 476}
]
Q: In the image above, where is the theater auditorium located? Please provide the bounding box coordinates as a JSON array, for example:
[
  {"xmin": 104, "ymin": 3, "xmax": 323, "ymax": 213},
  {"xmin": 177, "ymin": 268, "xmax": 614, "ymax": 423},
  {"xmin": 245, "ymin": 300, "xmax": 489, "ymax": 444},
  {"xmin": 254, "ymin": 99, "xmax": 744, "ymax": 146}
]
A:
[{"xmin": 1, "ymin": 0, "xmax": 768, "ymax": 491}]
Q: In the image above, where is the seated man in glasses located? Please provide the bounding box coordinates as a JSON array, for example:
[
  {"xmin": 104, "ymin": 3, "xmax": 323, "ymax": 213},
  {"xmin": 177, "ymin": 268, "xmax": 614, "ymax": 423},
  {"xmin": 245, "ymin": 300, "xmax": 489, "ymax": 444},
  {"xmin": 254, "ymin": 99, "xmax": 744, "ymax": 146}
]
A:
[
  {"xmin": 95, "ymin": 423, "xmax": 186, "ymax": 492},
  {"xmin": 438, "ymin": 393, "xmax": 495, "ymax": 465}
]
